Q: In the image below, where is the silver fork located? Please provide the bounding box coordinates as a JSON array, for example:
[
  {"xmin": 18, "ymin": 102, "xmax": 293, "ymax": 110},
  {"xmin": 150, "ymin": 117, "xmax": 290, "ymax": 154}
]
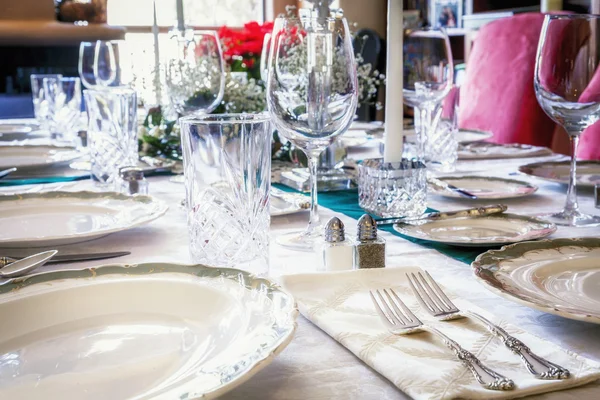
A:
[
  {"xmin": 407, "ymin": 271, "xmax": 570, "ymax": 380},
  {"xmin": 370, "ymin": 288, "xmax": 514, "ymax": 391}
]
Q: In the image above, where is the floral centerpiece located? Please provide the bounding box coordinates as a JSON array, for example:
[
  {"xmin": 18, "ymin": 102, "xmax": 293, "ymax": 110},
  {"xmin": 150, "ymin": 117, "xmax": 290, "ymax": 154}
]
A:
[{"xmin": 139, "ymin": 17, "xmax": 383, "ymax": 161}]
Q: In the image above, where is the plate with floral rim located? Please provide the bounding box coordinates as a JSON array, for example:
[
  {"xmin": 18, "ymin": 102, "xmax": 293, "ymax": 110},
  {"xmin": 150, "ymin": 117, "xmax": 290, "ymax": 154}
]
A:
[
  {"xmin": 519, "ymin": 161, "xmax": 600, "ymax": 188},
  {"xmin": 0, "ymin": 191, "xmax": 168, "ymax": 247},
  {"xmin": 0, "ymin": 145, "xmax": 81, "ymax": 170},
  {"xmin": 472, "ymin": 237, "xmax": 600, "ymax": 324},
  {"xmin": 0, "ymin": 262, "xmax": 298, "ymax": 399},
  {"xmin": 429, "ymin": 176, "xmax": 538, "ymax": 200},
  {"xmin": 393, "ymin": 213, "xmax": 556, "ymax": 247}
]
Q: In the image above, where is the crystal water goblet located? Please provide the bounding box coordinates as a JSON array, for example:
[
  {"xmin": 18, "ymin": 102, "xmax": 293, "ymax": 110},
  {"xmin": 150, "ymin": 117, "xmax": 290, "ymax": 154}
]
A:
[
  {"xmin": 403, "ymin": 28, "xmax": 454, "ymax": 162},
  {"xmin": 534, "ymin": 14, "xmax": 600, "ymax": 227},
  {"xmin": 267, "ymin": 15, "xmax": 358, "ymax": 250}
]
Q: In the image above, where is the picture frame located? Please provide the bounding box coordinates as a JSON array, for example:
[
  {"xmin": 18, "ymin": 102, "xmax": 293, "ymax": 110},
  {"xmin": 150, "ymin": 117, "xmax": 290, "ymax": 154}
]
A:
[{"xmin": 429, "ymin": 0, "xmax": 463, "ymax": 29}]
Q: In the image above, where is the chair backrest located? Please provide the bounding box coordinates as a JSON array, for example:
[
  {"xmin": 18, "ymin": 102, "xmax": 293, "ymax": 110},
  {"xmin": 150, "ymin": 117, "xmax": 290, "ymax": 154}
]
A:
[
  {"xmin": 353, "ymin": 28, "xmax": 382, "ymax": 122},
  {"xmin": 458, "ymin": 13, "xmax": 557, "ymax": 147}
]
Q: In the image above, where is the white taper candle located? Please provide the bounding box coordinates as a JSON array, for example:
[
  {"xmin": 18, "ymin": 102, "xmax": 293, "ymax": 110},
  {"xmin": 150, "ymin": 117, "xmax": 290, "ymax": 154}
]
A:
[{"xmin": 383, "ymin": 0, "xmax": 404, "ymax": 163}]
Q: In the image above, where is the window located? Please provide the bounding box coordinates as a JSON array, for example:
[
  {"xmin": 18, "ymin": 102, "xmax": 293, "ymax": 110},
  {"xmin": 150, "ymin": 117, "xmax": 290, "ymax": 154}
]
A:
[{"xmin": 107, "ymin": 0, "xmax": 266, "ymax": 104}]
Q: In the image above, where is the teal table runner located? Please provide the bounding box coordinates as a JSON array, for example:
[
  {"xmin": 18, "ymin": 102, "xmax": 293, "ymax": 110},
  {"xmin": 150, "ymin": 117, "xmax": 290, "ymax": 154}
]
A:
[
  {"xmin": 274, "ymin": 185, "xmax": 496, "ymax": 265},
  {"xmin": 0, "ymin": 174, "xmax": 91, "ymax": 186}
]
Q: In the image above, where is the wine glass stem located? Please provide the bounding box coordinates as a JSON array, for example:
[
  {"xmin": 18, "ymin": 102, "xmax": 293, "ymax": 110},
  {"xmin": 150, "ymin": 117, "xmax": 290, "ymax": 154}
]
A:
[
  {"xmin": 307, "ymin": 154, "xmax": 321, "ymax": 235},
  {"xmin": 417, "ymin": 106, "xmax": 432, "ymax": 160},
  {"xmin": 564, "ymin": 133, "xmax": 580, "ymax": 215}
]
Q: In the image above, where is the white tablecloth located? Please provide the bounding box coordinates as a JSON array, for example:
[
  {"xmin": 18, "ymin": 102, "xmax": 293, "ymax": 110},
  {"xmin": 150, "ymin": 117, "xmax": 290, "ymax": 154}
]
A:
[{"xmin": 5, "ymin": 153, "xmax": 600, "ymax": 400}]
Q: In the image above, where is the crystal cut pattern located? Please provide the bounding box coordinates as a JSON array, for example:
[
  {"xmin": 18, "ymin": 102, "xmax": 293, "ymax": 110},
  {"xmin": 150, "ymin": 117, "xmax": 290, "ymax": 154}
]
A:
[
  {"xmin": 181, "ymin": 115, "xmax": 271, "ymax": 275},
  {"xmin": 358, "ymin": 158, "xmax": 427, "ymax": 218},
  {"xmin": 84, "ymin": 89, "xmax": 138, "ymax": 186}
]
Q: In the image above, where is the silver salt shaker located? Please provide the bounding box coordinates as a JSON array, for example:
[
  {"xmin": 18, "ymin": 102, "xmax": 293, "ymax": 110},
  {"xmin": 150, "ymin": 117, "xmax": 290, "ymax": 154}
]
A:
[
  {"xmin": 354, "ymin": 214, "xmax": 386, "ymax": 269},
  {"xmin": 319, "ymin": 217, "xmax": 355, "ymax": 271},
  {"xmin": 119, "ymin": 166, "xmax": 148, "ymax": 195}
]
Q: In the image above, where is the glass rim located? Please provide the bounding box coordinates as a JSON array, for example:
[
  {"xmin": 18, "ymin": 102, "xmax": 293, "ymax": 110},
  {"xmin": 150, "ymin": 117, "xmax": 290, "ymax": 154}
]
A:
[
  {"xmin": 180, "ymin": 113, "xmax": 271, "ymax": 125},
  {"xmin": 546, "ymin": 14, "xmax": 600, "ymax": 20}
]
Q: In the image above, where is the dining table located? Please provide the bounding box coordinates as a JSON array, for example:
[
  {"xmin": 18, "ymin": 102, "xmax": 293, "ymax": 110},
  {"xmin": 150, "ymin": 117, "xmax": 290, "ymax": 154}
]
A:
[{"xmin": 3, "ymin": 140, "xmax": 600, "ymax": 400}]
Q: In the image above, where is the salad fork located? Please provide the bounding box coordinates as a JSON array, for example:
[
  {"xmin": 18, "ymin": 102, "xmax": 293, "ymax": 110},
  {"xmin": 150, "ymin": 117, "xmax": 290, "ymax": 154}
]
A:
[
  {"xmin": 407, "ymin": 271, "xmax": 570, "ymax": 380},
  {"xmin": 370, "ymin": 288, "xmax": 514, "ymax": 391}
]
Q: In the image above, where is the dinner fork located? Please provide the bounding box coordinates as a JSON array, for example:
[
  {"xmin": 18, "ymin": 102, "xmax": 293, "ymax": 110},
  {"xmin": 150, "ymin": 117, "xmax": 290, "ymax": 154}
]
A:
[
  {"xmin": 407, "ymin": 271, "xmax": 570, "ymax": 380},
  {"xmin": 370, "ymin": 288, "xmax": 514, "ymax": 391}
]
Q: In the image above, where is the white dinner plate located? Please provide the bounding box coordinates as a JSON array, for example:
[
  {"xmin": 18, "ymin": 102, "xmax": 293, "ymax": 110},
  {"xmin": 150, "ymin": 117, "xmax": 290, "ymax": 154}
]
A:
[
  {"xmin": 404, "ymin": 129, "xmax": 493, "ymax": 145},
  {"xmin": 0, "ymin": 263, "xmax": 297, "ymax": 399},
  {"xmin": 430, "ymin": 176, "xmax": 538, "ymax": 200},
  {"xmin": 519, "ymin": 161, "xmax": 600, "ymax": 188},
  {"xmin": 0, "ymin": 145, "xmax": 81, "ymax": 171},
  {"xmin": 473, "ymin": 237, "xmax": 600, "ymax": 324},
  {"xmin": 0, "ymin": 191, "xmax": 168, "ymax": 247},
  {"xmin": 456, "ymin": 129, "xmax": 494, "ymax": 144},
  {"xmin": 393, "ymin": 213, "xmax": 556, "ymax": 247},
  {"xmin": 459, "ymin": 142, "xmax": 552, "ymax": 160}
]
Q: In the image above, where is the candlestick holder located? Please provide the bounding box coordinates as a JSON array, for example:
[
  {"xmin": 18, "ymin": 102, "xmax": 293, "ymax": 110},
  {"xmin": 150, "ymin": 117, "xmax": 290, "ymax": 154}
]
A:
[{"xmin": 358, "ymin": 158, "xmax": 427, "ymax": 218}]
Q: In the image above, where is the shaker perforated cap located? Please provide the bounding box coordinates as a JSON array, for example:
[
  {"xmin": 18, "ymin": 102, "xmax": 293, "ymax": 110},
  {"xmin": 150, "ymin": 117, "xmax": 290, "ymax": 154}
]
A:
[
  {"xmin": 119, "ymin": 166, "xmax": 144, "ymax": 181},
  {"xmin": 357, "ymin": 214, "xmax": 378, "ymax": 241},
  {"xmin": 324, "ymin": 217, "xmax": 346, "ymax": 242}
]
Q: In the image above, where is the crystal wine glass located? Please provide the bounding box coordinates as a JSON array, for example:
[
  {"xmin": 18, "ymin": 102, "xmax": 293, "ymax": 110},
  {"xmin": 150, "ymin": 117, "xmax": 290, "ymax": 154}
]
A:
[
  {"xmin": 267, "ymin": 15, "xmax": 358, "ymax": 250},
  {"xmin": 534, "ymin": 14, "xmax": 600, "ymax": 227},
  {"xmin": 403, "ymin": 28, "xmax": 453, "ymax": 161},
  {"xmin": 260, "ymin": 32, "xmax": 271, "ymax": 83},
  {"xmin": 79, "ymin": 40, "xmax": 130, "ymax": 89},
  {"xmin": 166, "ymin": 31, "xmax": 225, "ymax": 116}
]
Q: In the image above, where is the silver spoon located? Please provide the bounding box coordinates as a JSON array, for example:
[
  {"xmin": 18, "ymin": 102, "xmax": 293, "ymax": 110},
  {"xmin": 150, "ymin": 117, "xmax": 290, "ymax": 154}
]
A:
[
  {"xmin": 0, "ymin": 167, "xmax": 17, "ymax": 180},
  {"xmin": 0, "ymin": 250, "xmax": 57, "ymax": 278}
]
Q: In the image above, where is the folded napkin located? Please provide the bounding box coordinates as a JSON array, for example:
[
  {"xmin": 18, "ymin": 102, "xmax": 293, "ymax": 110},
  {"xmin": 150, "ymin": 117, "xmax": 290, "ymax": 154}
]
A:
[{"xmin": 280, "ymin": 267, "xmax": 600, "ymax": 400}]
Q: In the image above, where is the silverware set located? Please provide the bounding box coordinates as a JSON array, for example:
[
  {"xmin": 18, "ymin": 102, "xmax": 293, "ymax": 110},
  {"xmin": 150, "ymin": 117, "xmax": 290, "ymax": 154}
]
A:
[
  {"xmin": 370, "ymin": 270, "xmax": 570, "ymax": 391},
  {"xmin": 376, "ymin": 204, "xmax": 508, "ymax": 226}
]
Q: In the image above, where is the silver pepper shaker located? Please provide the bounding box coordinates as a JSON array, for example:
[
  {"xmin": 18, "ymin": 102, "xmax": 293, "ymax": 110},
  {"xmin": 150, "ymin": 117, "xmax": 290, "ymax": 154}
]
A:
[
  {"xmin": 355, "ymin": 214, "xmax": 386, "ymax": 269},
  {"xmin": 595, "ymin": 184, "xmax": 600, "ymax": 209},
  {"xmin": 319, "ymin": 217, "xmax": 355, "ymax": 271},
  {"xmin": 119, "ymin": 166, "xmax": 149, "ymax": 195}
]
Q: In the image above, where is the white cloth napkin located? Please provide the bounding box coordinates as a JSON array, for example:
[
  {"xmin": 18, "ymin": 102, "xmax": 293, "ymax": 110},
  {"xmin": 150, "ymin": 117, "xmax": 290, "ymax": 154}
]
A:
[{"xmin": 280, "ymin": 267, "xmax": 600, "ymax": 400}]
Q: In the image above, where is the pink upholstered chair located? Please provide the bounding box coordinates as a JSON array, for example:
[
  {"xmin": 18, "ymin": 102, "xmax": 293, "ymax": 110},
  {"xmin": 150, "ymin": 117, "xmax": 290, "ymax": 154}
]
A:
[{"xmin": 458, "ymin": 13, "xmax": 557, "ymax": 147}]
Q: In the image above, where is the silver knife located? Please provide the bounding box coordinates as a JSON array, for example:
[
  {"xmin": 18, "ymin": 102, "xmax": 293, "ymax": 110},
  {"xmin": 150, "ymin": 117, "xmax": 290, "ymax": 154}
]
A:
[
  {"xmin": 427, "ymin": 177, "xmax": 478, "ymax": 200},
  {"xmin": 376, "ymin": 204, "xmax": 508, "ymax": 226},
  {"xmin": 0, "ymin": 251, "xmax": 131, "ymax": 267}
]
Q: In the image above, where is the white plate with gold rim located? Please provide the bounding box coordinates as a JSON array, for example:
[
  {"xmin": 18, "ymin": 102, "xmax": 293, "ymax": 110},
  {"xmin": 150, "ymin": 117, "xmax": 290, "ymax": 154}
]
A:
[
  {"xmin": 472, "ymin": 238, "xmax": 600, "ymax": 324},
  {"xmin": 430, "ymin": 176, "xmax": 538, "ymax": 200},
  {"xmin": 519, "ymin": 161, "xmax": 600, "ymax": 188},
  {"xmin": 404, "ymin": 128, "xmax": 493, "ymax": 145},
  {"xmin": 393, "ymin": 213, "xmax": 556, "ymax": 247},
  {"xmin": 0, "ymin": 191, "xmax": 168, "ymax": 247},
  {"xmin": 0, "ymin": 145, "xmax": 81, "ymax": 171},
  {"xmin": 0, "ymin": 263, "xmax": 297, "ymax": 399},
  {"xmin": 459, "ymin": 143, "xmax": 552, "ymax": 160}
]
